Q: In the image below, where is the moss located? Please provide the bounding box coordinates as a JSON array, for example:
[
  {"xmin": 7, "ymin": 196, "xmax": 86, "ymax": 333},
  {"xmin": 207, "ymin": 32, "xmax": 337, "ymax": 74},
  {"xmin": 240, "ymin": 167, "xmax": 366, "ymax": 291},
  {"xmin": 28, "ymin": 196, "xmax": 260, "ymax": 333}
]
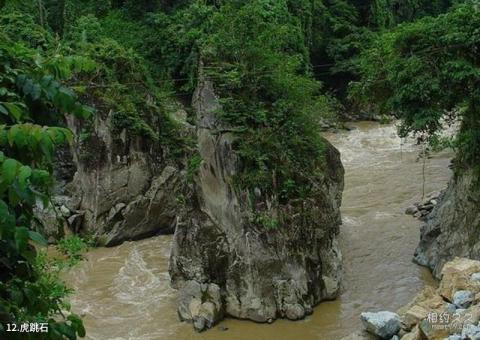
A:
[
  {"xmin": 252, "ymin": 212, "xmax": 279, "ymax": 230},
  {"xmin": 186, "ymin": 153, "xmax": 202, "ymax": 183},
  {"xmin": 111, "ymin": 111, "xmax": 157, "ymax": 140}
]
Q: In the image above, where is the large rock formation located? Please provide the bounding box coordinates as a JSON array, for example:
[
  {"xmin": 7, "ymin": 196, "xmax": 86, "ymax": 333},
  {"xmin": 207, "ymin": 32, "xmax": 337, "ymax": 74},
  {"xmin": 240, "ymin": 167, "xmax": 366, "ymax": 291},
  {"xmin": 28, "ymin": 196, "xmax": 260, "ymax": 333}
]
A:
[
  {"xmin": 414, "ymin": 169, "xmax": 480, "ymax": 278},
  {"xmin": 169, "ymin": 72, "xmax": 344, "ymax": 331},
  {"xmin": 44, "ymin": 108, "xmax": 193, "ymax": 246}
]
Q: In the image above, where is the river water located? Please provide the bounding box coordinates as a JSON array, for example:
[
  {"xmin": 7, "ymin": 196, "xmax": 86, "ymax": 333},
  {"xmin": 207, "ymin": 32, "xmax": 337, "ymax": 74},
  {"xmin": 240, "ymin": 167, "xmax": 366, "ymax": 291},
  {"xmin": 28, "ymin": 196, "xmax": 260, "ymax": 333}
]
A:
[{"xmin": 65, "ymin": 122, "xmax": 453, "ymax": 340}]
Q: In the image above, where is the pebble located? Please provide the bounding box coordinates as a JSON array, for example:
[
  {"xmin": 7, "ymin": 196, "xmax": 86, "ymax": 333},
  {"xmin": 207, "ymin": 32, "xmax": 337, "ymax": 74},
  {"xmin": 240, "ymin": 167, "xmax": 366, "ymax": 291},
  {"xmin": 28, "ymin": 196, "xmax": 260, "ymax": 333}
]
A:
[
  {"xmin": 462, "ymin": 324, "xmax": 480, "ymax": 340},
  {"xmin": 453, "ymin": 290, "xmax": 474, "ymax": 309},
  {"xmin": 445, "ymin": 302, "xmax": 457, "ymax": 314},
  {"xmin": 471, "ymin": 272, "xmax": 480, "ymax": 282},
  {"xmin": 218, "ymin": 325, "xmax": 228, "ymax": 331}
]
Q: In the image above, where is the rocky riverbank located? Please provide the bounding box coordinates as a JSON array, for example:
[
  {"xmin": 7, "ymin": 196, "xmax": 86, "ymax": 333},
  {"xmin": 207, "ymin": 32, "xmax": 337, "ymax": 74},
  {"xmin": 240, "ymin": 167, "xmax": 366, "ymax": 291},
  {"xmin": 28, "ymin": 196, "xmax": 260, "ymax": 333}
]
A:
[
  {"xmin": 405, "ymin": 190, "xmax": 443, "ymax": 221},
  {"xmin": 343, "ymin": 258, "xmax": 480, "ymax": 340},
  {"xmin": 413, "ymin": 170, "xmax": 480, "ymax": 278}
]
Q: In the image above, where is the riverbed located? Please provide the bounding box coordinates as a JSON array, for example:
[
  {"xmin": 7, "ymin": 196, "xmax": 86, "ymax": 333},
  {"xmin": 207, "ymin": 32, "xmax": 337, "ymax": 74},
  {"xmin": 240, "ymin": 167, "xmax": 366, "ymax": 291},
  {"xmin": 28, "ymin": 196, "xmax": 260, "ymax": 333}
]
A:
[{"xmin": 65, "ymin": 121, "xmax": 453, "ymax": 339}]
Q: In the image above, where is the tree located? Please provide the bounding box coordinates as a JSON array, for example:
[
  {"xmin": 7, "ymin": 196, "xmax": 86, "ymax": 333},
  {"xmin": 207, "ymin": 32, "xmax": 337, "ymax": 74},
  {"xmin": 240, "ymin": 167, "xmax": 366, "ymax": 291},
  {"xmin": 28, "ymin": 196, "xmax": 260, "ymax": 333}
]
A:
[
  {"xmin": 0, "ymin": 26, "xmax": 92, "ymax": 339},
  {"xmin": 352, "ymin": 1, "xmax": 480, "ymax": 172}
]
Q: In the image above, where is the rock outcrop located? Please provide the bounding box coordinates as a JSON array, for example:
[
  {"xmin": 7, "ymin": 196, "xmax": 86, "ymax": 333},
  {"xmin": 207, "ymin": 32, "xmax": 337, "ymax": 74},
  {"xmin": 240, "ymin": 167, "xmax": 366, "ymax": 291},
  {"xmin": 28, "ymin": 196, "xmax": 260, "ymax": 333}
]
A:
[
  {"xmin": 38, "ymin": 105, "xmax": 194, "ymax": 246},
  {"xmin": 405, "ymin": 190, "xmax": 443, "ymax": 221},
  {"xmin": 414, "ymin": 170, "xmax": 480, "ymax": 278},
  {"xmin": 169, "ymin": 70, "xmax": 344, "ymax": 331},
  {"xmin": 50, "ymin": 108, "xmax": 193, "ymax": 246}
]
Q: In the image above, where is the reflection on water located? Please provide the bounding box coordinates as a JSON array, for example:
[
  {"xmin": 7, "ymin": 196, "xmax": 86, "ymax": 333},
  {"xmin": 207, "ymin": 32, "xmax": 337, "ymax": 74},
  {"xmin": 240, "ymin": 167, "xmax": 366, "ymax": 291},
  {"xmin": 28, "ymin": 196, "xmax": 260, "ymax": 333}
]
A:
[{"xmin": 65, "ymin": 122, "xmax": 453, "ymax": 339}]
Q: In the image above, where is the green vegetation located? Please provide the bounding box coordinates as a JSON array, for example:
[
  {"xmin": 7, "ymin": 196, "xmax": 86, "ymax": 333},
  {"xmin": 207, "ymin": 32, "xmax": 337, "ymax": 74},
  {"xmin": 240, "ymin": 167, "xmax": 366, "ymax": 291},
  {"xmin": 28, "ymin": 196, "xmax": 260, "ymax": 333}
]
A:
[
  {"xmin": 0, "ymin": 13, "xmax": 90, "ymax": 338},
  {"xmin": 352, "ymin": 1, "xmax": 480, "ymax": 175},
  {"xmin": 186, "ymin": 153, "xmax": 202, "ymax": 183},
  {"xmin": 56, "ymin": 235, "xmax": 91, "ymax": 267}
]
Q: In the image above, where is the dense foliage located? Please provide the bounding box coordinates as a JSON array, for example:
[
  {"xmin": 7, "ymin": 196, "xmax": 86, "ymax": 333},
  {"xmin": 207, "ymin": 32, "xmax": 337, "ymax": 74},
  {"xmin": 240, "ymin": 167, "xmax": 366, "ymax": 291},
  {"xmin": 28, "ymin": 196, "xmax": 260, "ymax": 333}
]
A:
[
  {"xmin": 195, "ymin": 0, "xmax": 335, "ymax": 200},
  {"xmin": 0, "ymin": 23, "xmax": 89, "ymax": 340},
  {"xmin": 352, "ymin": 1, "xmax": 480, "ymax": 173}
]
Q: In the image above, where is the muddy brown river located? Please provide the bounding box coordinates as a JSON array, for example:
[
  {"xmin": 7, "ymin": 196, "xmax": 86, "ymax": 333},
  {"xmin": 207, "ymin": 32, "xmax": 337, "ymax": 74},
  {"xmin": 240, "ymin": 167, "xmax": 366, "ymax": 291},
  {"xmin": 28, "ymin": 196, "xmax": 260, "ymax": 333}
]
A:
[{"xmin": 65, "ymin": 122, "xmax": 453, "ymax": 339}]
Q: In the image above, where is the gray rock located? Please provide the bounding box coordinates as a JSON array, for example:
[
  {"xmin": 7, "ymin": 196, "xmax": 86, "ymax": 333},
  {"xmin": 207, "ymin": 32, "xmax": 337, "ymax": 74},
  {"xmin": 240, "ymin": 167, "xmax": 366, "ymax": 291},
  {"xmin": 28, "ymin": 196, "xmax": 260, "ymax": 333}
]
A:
[
  {"xmin": 284, "ymin": 303, "xmax": 305, "ymax": 321},
  {"xmin": 446, "ymin": 302, "xmax": 457, "ymax": 314},
  {"xmin": 462, "ymin": 324, "xmax": 480, "ymax": 340},
  {"xmin": 60, "ymin": 205, "xmax": 71, "ymax": 217},
  {"xmin": 425, "ymin": 191, "xmax": 441, "ymax": 201},
  {"xmin": 390, "ymin": 336, "xmax": 399, "ymax": 340},
  {"xmin": 63, "ymin": 111, "xmax": 190, "ymax": 246},
  {"xmin": 360, "ymin": 311, "xmax": 401, "ymax": 339},
  {"xmin": 413, "ymin": 169, "xmax": 480, "ymax": 279},
  {"xmin": 33, "ymin": 201, "xmax": 65, "ymax": 240},
  {"xmin": 170, "ymin": 64, "xmax": 344, "ymax": 331},
  {"xmin": 471, "ymin": 273, "xmax": 480, "ymax": 282},
  {"xmin": 405, "ymin": 205, "xmax": 419, "ymax": 215},
  {"xmin": 177, "ymin": 281, "xmax": 223, "ymax": 332},
  {"xmin": 419, "ymin": 209, "xmax": 429, "ymax": 216},
  {"xmin": 414, "ymin": 211, "xmax": 423, "ymax": 219},
  {"xmin": 67, "ymin": 212, "xmax": 85, "ymax": 233},
  {"xmin": 453, "ymin": 290, "xmax": 474, "ymax": 309},
  {"xmin": 447, "ymin": 335, "xmax": 462, "ymax": 340}
]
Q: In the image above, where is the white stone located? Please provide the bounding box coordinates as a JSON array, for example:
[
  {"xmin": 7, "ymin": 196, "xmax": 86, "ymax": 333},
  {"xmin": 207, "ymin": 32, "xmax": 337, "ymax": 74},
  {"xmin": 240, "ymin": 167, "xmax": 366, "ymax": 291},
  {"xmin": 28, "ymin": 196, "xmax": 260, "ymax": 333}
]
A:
[
  {"xmin": 361, "ymin": 311, "xmax": 401, "ymax": 339},
  {"xmin": 453, "ymin": 290, "xmax": 474, "ymax": 309},
  {"xmin": 471, "ymin": 272, "xmax": 480, "ymax": 282}
]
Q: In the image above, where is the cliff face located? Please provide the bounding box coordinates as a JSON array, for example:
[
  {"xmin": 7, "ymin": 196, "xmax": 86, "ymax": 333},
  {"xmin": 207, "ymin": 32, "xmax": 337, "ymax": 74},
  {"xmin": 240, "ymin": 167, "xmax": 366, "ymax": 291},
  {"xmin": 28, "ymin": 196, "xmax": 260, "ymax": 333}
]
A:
[
  {"xmin": 69, "ymin": 115, "xmax": 190, "ymax": 245},
  {"xmin": 52, "ymin": 110, "xmax": 192, "ymax": 246},
  {"xmin": 169, "ymin": 73, "xmax": 344, "ymax": 331},
  {"xmin": 414, "ymin": 169, "xmax": 480, "ymax": 278}
]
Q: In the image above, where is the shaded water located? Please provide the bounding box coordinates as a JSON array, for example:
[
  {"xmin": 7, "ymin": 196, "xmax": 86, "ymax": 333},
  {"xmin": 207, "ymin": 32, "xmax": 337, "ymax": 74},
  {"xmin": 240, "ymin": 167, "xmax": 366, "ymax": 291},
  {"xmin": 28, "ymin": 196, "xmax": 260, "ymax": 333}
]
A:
[{"xmin": 66, "ymin": 122, "xmax": 453, "ymax": 339}]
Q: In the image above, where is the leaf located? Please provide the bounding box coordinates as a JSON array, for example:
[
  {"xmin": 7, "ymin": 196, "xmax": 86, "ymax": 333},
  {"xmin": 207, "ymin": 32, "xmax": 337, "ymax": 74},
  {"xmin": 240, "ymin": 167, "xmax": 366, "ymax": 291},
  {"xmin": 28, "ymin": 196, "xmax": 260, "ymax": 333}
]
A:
[
  {"xmin": 0, "ymin": 127, "xmax": 6, "ymax": 146},
  {"xmin": 30, "ymin": 169, "xmax": 51, "ymax": 187},
  {"xmin": 28, "ymin": 230, "xmax": 47, "ymax": 246},
  {"xmin": 1, "ymin": 158, "xmax": 18, "ymax": 184},
  {"xmin": 1, "ymin": 102, "xmax": 23, "ymax": 121},
  {"xmin": 67, "ymin": 314, "xmax": 86, "ymax": 337},
  {"xmin": 7, "ymin": 124, "xmax": 20, "ymax": 146},
  {"xmin": 40, "ymin": 133, "xmax": 54, "ymax": 162},
  {"xmin": 18, "ymin": 165, "xmax": 32, "ymax": 190},
  {"xmin": 61, "ymin": 128, "xmax": 73, "ymax": 144},
  {"xmin": 54, "ymin": 87, "xmax": 76, "ymax": 112},
  {"xmin": 12, "ymin": 125, "xmax": 28, "ymax": 148},
  {"xmin": 15, "ymin": 227, "xmax": 29, "ymax": 251},
  {"xmin": 0, "ymin": 103, "xmax": 8, "ymax": 115},
  {"xmin": 39, "ymin": 75, "xmax": 54, "ymax": 87},
  {"xmin": 16, "ymin": 74, "xmax": 27, "ymax": 88}
]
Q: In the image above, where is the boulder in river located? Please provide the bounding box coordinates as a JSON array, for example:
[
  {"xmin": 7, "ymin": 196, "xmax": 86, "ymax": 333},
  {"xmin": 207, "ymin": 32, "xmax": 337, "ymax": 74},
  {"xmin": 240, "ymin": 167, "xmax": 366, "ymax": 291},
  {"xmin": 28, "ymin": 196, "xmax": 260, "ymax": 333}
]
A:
[
  {"xmin": 177, "ymin": 281, "xmax": 223, "ymax": 332},
  {"xmin": 360, "ymin": 311, "xmax": 401, "ymax": 339},
  {"xmin": 170, "ymin": 66, "xmax": 344, "ymax": 330}
]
